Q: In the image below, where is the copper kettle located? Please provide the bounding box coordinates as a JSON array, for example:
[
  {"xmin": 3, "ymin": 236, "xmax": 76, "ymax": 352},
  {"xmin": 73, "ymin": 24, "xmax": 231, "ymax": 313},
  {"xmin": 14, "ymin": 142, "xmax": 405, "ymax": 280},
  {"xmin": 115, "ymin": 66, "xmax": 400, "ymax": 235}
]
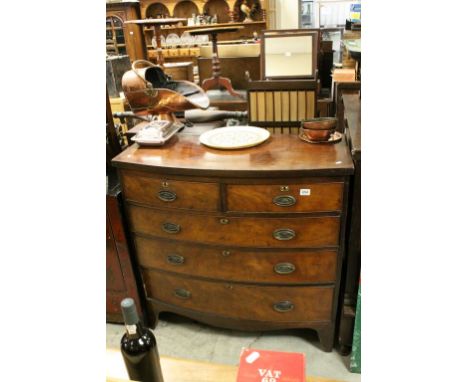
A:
[{"xmin": 122, "ymin": 60, "xmax": 209, "ymax": 122}]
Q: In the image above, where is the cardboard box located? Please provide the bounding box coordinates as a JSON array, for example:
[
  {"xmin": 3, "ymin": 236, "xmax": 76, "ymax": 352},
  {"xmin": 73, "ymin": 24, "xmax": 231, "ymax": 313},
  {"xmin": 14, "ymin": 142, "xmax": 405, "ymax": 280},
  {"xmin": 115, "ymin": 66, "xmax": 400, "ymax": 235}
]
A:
[
  {"xmin": 331, "ymin": 68, "xmax": 357, "ymax": 99},
  {"xmin": 236, "ymin": 348, "xmax": 306, "ymax": 382},
  {"xmin": 333, "ymin": 68, "xmax": 356, "ymax": 82}
]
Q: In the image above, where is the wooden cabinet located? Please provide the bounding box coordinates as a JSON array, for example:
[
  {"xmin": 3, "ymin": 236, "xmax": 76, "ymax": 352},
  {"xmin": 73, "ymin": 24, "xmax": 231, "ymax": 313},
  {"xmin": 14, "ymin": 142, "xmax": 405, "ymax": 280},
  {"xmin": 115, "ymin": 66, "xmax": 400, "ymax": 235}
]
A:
[
  {"xmin": 337, "ymin": 91, "xmax": 361, "ymax": 355},
  {"xmin": 106, "ymin": 184, "xmax": 144, "ymax": 323},
  {"xmin": 106, "ymin": 1, "xmax": 147, "ymax": 62},
  {"xmin": 112, "ymin": 134, "xmax": 353, "ymax": 351},
  {"xmin": 139, "ymin": 0, "xmax": 267, "ymax": 22},
  {"xmin": 107, "ymin": 1, "xmax": 268, "ymax": 63},
  {"xmin": 106, "ymin": 91, "xmax": 143, "ymax": 323}
]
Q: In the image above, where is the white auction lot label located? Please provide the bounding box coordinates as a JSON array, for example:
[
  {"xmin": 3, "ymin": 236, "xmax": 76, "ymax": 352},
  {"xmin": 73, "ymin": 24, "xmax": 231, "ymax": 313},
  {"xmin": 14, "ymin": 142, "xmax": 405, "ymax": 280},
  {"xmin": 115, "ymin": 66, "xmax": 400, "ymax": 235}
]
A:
[{"xmin": 299, "ymin": 189, "xmax": 311, "ymax": 196}]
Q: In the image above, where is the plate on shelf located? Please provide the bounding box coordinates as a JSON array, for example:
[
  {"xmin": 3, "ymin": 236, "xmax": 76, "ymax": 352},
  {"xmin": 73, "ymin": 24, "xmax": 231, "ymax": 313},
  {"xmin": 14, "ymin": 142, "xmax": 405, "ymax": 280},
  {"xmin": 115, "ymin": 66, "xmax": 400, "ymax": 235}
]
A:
[
  {"xmin": 199, "ymin": 126, "xmax": 270, "ymax": 150},
  {"xmin": 152, "ymin": 35, "xmax": 166, "ymax": 49},
  {"xmin": 165, "ymin": 33, "xmax": 180, "ymax": 47},
  {"xmin": 180, "ymin": 31, "xmax": 194, "ymax": 46},
  {"xmin": 194, "ymin": 34, "xmax": 209, "ymax": 45}
]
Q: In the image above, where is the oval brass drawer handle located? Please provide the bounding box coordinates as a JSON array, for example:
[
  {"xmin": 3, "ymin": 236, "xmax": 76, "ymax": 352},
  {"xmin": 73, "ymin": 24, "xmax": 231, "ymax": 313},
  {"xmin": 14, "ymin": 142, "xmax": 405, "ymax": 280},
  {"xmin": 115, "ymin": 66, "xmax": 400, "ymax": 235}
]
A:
[
  {"xmin": 274, "ymin": 262, "xmax": 296, "ymax": 275},
  {"xmin": 158, "ymin": 190, "xmax": 177, "ymax": 202},
  {"xmin": 219, "ymin": 218, "xmax": 229, "ymax": 225},
  {"xmin": 273, "ymin": 301, "xmax": 294, "ymax": 313},
  {"xmin": 174, "ymin": 288, "xmax": 191, "ymax": 299},
  {"xmin": 167, "ymin": 254, "xmax": 185, "ymax": 265},
  {"xmin": 161, "ymin": 222, "xmax": 181, "ymax": 234},
  {"xmin": 273, "ymin": 195, "xmax": 296, "ymax": 207},
  {"xmin": 273, "ymin": 228, "xmax": 296, "ymax": 241}
]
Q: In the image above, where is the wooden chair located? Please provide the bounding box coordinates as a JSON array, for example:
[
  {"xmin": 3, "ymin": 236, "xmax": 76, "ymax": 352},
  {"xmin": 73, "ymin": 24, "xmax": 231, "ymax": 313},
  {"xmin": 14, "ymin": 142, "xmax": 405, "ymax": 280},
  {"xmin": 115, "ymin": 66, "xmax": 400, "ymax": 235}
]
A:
[
  {"xmin": 334, "ymin": 81, "xmax": 361, "ymax": 133},
  {"xmin": 247, "ymin": 79, "xmax": 318, "ymax": 134},
  {"xmin": 335, "ymin": 90, "xmax": 360, "ymax": 355}
]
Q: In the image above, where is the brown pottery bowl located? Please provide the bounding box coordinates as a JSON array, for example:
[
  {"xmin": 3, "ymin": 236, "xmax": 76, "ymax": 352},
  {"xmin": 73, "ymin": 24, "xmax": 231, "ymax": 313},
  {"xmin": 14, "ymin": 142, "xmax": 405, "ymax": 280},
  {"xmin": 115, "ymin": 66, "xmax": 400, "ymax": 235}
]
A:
[
  {"xmin": 301, "ymin": 117, "xmax": 337, "ymax": 141},
  {"xmin": 301, "ymin": 128, "xmax": 333, "ymax": 141},
  {"xmin": 302, "ymin": 117, "xmax": 337, "ymax": 130}
]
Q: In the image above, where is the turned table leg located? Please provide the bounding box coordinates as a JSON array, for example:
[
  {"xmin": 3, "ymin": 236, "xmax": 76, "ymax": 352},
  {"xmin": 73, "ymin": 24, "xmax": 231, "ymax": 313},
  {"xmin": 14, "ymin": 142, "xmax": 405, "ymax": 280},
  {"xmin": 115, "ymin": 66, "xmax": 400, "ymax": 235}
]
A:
[
  {"xmin": 200, "ymin": 32, "xmax": 243, "ymax": 99},
  {"xmin": 153, "ymin": 25, "xmax": 164, "ymax": 67}
]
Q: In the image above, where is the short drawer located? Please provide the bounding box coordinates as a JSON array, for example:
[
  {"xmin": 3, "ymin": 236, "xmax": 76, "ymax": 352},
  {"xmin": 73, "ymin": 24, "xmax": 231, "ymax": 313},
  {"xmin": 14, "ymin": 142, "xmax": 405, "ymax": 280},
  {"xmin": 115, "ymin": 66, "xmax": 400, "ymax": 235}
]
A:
[
  {"xmin": 135, "ymin": 236, "xmax": 337, "ymax": 284},
  {"xmin": 121, "ymin": 172, "xmax": 219, "ymax": 211},
  {"xmin": 142, "ymin": 270, "xmax": 334, "ymax": 322},
  {"xmin": 226, "ymin": 182, "xmax": 344, "ymax": 213},
  {"xmin": 127, "ymin": 205, "xmax": 340, "ymax": 248}
]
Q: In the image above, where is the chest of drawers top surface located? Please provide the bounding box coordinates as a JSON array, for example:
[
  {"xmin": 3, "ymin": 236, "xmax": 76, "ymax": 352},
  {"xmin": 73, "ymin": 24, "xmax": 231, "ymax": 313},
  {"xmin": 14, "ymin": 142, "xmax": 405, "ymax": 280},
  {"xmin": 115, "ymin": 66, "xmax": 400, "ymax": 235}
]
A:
[{"xmin": 111, "ymin": 133, "xmax": 354, "ymax": 177}]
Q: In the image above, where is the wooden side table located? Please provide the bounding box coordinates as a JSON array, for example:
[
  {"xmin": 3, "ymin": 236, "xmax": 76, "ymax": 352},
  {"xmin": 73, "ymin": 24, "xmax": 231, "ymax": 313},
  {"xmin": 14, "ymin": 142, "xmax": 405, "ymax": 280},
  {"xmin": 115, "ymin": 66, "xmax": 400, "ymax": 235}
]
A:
[{"xmin": 189, "ymin": 26, "xmax": 244, "ymax": 98}]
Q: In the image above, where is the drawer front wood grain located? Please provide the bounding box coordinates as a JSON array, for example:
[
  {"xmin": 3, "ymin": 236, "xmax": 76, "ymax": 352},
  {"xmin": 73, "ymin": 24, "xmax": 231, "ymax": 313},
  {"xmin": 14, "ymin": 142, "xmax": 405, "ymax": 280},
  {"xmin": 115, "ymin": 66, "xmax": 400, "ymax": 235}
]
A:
[
  {"xmin": 135, "ymin": 236, "xmax": 337, "ymax": 284},
  {"xmin": 121, "ymin": 173, "xmax": 219, "ymax": 211},
  {"xmin": 142, "ymin": 270, "xmax": 334, "ymax": 322},
  {"xmin": 226, "ymin": 182, "xmax": 343, "ymax": 213},
  {"xmin": 127, "ymin": 206, "xmax": 340, "ymax": 248}
]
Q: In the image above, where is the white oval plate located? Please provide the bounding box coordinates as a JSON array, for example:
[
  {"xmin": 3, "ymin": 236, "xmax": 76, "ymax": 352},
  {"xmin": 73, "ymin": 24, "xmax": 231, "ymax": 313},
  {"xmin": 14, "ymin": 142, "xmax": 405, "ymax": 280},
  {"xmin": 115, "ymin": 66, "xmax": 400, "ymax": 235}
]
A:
[{"xmin": 199, "ymin": 126, "xmax": 270, "ymax": 150}]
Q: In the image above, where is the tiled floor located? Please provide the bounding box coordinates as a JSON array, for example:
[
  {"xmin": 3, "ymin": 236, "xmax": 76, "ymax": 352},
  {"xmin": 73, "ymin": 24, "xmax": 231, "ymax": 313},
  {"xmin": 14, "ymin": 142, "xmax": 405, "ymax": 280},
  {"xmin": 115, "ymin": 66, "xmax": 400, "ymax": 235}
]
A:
[{"xmin": 107, "ymin": 313, "xmax": 360, "ymax": 382}]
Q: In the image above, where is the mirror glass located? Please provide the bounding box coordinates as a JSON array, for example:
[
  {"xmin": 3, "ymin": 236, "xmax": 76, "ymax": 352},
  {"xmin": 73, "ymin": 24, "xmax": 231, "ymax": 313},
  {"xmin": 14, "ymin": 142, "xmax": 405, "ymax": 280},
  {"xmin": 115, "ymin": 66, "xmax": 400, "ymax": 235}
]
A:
[{"xmin": 264, "ymin": 35, "xmax": 313, "ymax": 78}]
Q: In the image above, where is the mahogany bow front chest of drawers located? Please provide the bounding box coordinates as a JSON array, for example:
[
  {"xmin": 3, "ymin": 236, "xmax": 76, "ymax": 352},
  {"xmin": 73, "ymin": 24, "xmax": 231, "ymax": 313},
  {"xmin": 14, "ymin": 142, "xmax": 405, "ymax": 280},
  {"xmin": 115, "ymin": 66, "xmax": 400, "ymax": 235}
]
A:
[{"xmin": 112, "ymin": 133, "xmax": 354, "ymax": 351}]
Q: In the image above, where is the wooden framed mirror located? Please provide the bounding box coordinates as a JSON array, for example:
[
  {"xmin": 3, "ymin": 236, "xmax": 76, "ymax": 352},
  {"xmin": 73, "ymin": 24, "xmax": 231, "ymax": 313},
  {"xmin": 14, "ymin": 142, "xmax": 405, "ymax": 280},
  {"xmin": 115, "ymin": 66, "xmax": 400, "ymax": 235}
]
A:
[{"xmin": 261, "ymin": 30, "xmax": 319, "ymax": 80}]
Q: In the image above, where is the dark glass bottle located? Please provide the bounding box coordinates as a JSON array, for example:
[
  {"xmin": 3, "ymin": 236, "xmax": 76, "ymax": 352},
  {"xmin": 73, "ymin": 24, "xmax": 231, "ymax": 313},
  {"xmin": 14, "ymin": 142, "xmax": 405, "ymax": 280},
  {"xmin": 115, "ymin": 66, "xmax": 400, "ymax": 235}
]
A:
[{"xmin": 120, "ymin": 298, "xmax": 164, "ymax": 382}]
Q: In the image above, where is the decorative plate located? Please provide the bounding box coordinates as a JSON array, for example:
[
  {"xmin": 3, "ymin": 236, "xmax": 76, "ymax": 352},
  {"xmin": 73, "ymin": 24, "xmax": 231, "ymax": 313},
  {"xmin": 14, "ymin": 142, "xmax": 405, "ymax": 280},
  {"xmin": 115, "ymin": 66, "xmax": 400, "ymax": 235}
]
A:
[
  {"xmin": 180, "ymin": 31, "xmax": 194, "ymax": 46},
  {"xmin": 165, "ymin": 33, "xmax": 180, "ymax": 47},
  {"xmin": 299, "ymin": 131, "xmax": 342, "ymax": 144},
  {"xmin": 199, "ymin": 126, "xmax": 270, "ymax": 150},
  {"xmin": 194, "ymin": 34, "xmax": 209, "ymax": 45}
]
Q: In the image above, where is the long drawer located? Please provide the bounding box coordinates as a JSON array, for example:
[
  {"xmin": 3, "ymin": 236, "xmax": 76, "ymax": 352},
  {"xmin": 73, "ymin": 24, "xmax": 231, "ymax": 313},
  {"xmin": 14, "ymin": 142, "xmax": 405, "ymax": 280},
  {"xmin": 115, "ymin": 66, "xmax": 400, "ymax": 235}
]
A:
[
  {"xmin": 121, "ymin": 172, "xmax": 220, "ymax": 211},
  {"xmin": 127, "ymin": 205, "xmax": 341, "ymax": 248},
  {"xmin": 226, "ymin": 182, "xmax": 344, "ymax": 213},
  {"xmin": 142, "ymin": 270, "xmax": 334, "ymax": 322},
  {"xmin": 135, "ymin": 236, "xmax": 337, "ymax": 284}
]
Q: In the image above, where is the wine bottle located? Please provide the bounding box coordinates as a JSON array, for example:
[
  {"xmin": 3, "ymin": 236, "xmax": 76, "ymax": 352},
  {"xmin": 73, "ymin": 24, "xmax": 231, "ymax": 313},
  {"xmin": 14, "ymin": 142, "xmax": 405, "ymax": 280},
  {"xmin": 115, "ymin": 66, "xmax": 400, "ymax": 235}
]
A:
[{"xmin": 120, "ymin": 298, "xmax": 164, "ymax": 382}]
